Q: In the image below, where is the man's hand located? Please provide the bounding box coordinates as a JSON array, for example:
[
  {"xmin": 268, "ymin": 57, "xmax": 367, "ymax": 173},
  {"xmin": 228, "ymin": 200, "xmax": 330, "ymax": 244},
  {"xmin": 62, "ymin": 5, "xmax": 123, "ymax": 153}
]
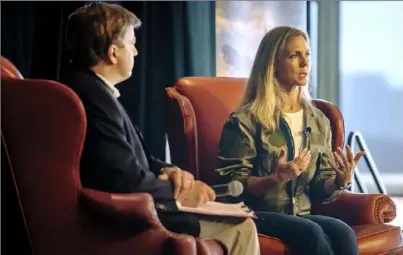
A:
[
  {"xmin": 274, "ymin": 147, "xmax": 311, "ymax": 183},
  {"xmin": 177, "ymin": 181, "xmax": 216, "ymax": 208},
  {"xmin": 158, "ymin": 167, "xmax": 195, "ymax": 201}
]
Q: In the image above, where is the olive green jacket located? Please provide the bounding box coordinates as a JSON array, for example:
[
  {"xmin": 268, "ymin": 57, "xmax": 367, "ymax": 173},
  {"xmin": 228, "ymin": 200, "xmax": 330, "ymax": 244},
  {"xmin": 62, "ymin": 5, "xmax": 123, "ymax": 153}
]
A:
[{"xmin": 216, "ymin": 105, "xmax": 341, "ymax": 216}]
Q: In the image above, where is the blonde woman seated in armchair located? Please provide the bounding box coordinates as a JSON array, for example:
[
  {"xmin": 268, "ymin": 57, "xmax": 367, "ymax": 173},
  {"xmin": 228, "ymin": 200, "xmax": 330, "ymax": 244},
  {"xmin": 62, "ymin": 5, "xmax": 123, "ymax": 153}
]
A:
[{"xmin": 216, "ymin": 26, "xmax": 365, "ymax": 255}]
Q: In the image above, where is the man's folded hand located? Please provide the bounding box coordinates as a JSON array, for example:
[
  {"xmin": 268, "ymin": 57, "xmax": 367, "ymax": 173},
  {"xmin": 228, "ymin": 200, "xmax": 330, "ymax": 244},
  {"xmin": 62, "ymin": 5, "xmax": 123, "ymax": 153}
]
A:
[
  {"xmin": 178, "ymin": 181, "xmax": 216, "ymax": 207},
  {"xmin": 158, "ymin": 167, "xmax": 195, "ymax": 201}
]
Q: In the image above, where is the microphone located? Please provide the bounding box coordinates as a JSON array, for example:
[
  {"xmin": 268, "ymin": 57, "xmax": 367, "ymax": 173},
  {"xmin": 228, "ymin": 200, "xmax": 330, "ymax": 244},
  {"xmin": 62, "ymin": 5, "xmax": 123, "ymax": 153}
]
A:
[
  {"xmin": 303, "ymin": 127, "xmax": 312, "ymax": 136},
  {"xmin": 211, "ymin": 180, "xmax": 244, "ymax": 198},
  {"xmin": 303, "ymin": 127, "xmax": 312, "ymax": 149}
]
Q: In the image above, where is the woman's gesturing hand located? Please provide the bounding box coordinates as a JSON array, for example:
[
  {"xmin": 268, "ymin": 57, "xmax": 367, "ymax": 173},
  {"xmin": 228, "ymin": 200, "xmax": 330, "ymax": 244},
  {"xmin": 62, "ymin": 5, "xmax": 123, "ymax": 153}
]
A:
[
  {"xmin": 274, "ymin": 147, "xmax": 311, "ymax": 183},
  {"xmin": 327, "ymin": 145, "xmax": 365, "ymax": 188}
]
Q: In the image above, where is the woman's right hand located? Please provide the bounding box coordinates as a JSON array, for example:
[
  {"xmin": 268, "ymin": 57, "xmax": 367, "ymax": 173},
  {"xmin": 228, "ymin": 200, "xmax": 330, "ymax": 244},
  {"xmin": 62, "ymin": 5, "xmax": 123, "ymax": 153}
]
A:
[{"xmin": 274, "ymin": 147, "xmax": 311, "ymax": 183}]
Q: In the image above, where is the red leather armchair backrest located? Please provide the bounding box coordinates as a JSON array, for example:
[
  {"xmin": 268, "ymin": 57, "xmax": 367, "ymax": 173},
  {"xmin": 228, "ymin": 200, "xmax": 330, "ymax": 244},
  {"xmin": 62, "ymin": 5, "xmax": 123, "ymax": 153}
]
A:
[
  {"xmin": 166, "ymin": 77, "xmax": 246, "ymax": 184},
  {"xmin": 1, "ymin": 56, "xmax": 23, "ymax": 79},
  {"xmin": 1, "ymin": 77, "xmax": 87, "ymax": 254},
  {"xmin": 165, "ymin": 77, "xmax": 345, "ymax": 185}
]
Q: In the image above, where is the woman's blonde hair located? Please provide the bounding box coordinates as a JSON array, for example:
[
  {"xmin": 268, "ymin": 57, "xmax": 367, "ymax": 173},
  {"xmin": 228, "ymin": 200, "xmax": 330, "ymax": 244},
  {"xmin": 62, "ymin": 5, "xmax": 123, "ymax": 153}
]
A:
[{"xmin": 237, "ymin": 26, "xmax": 312, "ymax": 131}]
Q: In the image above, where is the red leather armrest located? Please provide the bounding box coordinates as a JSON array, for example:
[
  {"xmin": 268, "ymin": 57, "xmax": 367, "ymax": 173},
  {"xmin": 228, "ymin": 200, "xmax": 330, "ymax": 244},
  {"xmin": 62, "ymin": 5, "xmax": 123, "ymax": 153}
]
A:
[
  {"xmin": 80, "ymin": 189, "xmax": 224, "ymax": 255},
  {"xmin": 311, "ymin": 191, "xmax": 397, "ymax": 225},
  {"xmin": 195, "ymin": 238, "xmax": 225, "ymax": 255},
  {"xmin": 79, "ymin": 188, "xmax": 164, "ymax": 230}
]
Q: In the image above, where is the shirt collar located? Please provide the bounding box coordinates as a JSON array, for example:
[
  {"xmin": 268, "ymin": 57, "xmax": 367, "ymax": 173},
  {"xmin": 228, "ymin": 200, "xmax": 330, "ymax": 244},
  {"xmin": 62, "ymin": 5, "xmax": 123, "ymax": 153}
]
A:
[{"xmin": 94, "ymin": 73, "xmax": 121, "ymax": 98}]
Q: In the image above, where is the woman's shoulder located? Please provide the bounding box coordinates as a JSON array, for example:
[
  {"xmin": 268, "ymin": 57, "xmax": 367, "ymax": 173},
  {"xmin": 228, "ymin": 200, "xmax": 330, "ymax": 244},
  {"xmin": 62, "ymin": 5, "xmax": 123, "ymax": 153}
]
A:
[
  {"xmin": 225, "ymin": 108, "xmax": 258, "ymax": 133},
  {"xmin": 310, "ymin": 105, "xmax": 330, "ymax": 122},
  {"xmin": 307, "ymin": 104, "xmax": 331, "ymax": 134}
]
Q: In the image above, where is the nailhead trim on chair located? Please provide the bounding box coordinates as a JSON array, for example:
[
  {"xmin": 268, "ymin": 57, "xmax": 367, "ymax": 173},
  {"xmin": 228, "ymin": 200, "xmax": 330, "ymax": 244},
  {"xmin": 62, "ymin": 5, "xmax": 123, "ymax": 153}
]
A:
[{"xmin": 375, "ymin": 196, "xmax": 397, "ymax": 224}]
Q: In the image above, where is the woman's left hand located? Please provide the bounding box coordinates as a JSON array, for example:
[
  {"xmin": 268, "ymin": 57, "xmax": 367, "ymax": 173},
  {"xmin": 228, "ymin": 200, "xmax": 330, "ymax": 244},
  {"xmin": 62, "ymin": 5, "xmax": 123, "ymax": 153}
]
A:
[{"xmin": 327, "ymin": 145, "xmax": 366, "ymax": 188}]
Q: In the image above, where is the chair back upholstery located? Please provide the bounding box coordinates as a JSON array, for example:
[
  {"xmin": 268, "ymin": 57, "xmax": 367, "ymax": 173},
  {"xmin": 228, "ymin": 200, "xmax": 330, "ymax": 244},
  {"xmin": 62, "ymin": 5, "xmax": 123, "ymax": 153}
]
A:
[
  {"xmin": 165, "ymin": 77, "xmax": 246, "ymax": 184},
  {"xmin": 1, "ymin": 56, "xmax": 23, "ymax": 79},
  {"xmin": 165, "ymin": 77, "xmax": 345, "ymax": 185},
  {"xmin": 1, "ymin": 77, "xmax": 89, "ymax": 254}
]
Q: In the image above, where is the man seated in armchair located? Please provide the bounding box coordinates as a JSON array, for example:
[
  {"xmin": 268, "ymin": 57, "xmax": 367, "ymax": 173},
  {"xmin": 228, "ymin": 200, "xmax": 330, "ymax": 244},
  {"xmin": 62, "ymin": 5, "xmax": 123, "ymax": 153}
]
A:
[{"xmin": 60, "ymin": 3, "xmax": 260, "ymax": 255}]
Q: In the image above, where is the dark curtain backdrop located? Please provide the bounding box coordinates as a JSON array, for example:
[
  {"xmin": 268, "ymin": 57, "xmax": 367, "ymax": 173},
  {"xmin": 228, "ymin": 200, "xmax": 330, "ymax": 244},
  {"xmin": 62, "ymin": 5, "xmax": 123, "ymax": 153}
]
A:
[{"xmin": 1, "ymin": 1, "xmax": 216, "ymax": 160}]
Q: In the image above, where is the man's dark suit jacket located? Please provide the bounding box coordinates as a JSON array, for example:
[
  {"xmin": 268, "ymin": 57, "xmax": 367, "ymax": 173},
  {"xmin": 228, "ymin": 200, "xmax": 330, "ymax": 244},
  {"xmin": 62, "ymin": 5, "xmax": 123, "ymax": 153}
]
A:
[{"xmin": 61, "ymin": 67, "xmax": 200, "ymax": 236}]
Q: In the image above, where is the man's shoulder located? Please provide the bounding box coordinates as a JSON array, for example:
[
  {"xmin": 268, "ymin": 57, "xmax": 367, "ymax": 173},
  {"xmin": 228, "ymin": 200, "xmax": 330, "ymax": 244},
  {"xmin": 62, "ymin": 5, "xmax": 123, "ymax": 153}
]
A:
[
  {"xmin": 60, "ymin": 67, "xmax": 123, "ymax": 124},
  {"xmin": 61, "ymin": 68, "xmax": 101, "ymax": 96},
  {"xmin": 61, "ymin": 67, "xmax": 116, "ymax": 106}
]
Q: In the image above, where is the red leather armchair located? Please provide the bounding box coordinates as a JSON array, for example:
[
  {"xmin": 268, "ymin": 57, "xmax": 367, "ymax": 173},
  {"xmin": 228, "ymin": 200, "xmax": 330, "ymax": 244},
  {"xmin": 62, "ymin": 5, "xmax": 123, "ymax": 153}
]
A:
[
  {"xmin": 165, "ymin": 76, "xmax": 403, "ymax": 255},
  {"xmin": 1, "ymin": 59, "xmax": 223, "ymax": 255}
]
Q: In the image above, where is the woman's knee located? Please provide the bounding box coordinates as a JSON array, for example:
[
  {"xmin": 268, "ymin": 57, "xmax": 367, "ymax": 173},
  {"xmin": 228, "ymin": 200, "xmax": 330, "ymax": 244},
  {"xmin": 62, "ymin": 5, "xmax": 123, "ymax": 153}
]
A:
[
  {"xmin": 306, "ymin": 215, "xmax": 358, "ymax": 247},
  {"xmin": 323, "ymin": 218, "xmax": 356, "ymax": 240},
  {"xmin": 322, "ymin": 218, "xmax": 358, "ymax": 254},
  {"xmin": 331, "ymin": 219, "xmax": 357, "ymax": 243},
  {"xmin": 255, "ymin": 213, "xmax": 326, "ymax": 240},
  {"xmin": 254, "ymin": 214, "xmax": 333, "ymax": 255},
  {"xmin": 286, "ymin": 219, "xmax": 333, "ymax": 255},
  {"xmin": 300, "ymin": 220, "xmax": 327, "ymax": 240}
]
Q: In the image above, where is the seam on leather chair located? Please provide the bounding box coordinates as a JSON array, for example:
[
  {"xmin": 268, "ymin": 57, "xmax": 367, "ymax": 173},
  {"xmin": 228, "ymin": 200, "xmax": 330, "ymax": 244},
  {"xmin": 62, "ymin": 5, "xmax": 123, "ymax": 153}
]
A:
[
  {"xmin": 175, "ymin": 94, "xmax": 192, "ymax": 138},
  {"xmin": 377, "ymin": 246, "xmax": 403, "ymax": 255},
  {"xmin": 166, "ymin": 88, "xmax": 199, "ymax": 176},
  {"xmin": 357, "ymin": 225, "xmax": 401, "ymax": 239},
  {"xmin": 1, "ymin": 133, "xmax": 35, "ymax": 252}
]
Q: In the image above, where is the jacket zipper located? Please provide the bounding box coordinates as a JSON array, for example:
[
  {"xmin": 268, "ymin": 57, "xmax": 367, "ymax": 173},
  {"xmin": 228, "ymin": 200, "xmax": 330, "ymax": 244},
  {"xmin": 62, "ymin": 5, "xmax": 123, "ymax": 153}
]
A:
[
  {"xmin": 279, "ymin": 118, "xmax": 296, "ymax": 214},
  {"xmin": 280, "ymin": 118, "xmax": 313, "ymax": 215}
]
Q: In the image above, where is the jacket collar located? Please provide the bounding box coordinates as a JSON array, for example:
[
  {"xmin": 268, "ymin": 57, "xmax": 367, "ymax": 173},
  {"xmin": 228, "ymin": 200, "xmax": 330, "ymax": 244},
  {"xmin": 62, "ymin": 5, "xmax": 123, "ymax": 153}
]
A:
[
  {"xmin": 93, "ymin": 72, "xmax": 121, "ymax": 98},
  {"xmin": 302, "ymin": 102, "xmax": 320, "ymax": 131}
]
